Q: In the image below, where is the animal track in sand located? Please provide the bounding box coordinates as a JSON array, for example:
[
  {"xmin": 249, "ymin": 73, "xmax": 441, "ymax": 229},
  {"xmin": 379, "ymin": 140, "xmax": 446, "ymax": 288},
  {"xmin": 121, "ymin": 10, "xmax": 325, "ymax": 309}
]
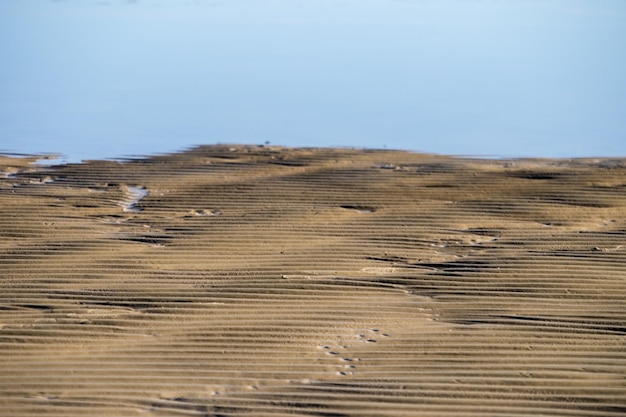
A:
[
  {"xmin": 318, "ymin": 328, "xmax": 389, "ymax": 377},
  {"xmin": 318, "ymin": 344, "xmax": 358, "ymax": 376},
  {"xmin": 355, "ymin": 327, "xmax": 390, "ymax": 343}
]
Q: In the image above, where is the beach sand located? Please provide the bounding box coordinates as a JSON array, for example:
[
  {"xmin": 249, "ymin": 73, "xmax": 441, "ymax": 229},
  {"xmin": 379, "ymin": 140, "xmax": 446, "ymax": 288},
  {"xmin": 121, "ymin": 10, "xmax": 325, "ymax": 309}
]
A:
[{"xmin": 1, "ymin": 145, "xmax": 625, "ymax": 416}]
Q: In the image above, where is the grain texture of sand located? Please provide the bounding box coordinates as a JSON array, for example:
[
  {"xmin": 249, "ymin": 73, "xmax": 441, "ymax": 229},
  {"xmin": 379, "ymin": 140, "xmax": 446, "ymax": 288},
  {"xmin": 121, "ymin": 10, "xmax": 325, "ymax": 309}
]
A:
[{"xmin": 1, "ymin": 146, "xmax": 625, "ymax": 416}]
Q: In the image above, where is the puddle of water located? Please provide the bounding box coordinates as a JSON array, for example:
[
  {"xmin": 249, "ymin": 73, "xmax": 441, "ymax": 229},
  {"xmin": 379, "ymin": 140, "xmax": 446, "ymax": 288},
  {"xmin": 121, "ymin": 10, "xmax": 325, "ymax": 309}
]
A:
[
  {"xmin": 122, "ymin": 186, "xmax": 149, "ymax": 212},
  {"xmin": 192, "ymin": 209, "xmax": 222, "ymax": 217},
  {"xmin": 33, "ymin": 155, "xmax": 69, "ymax": 166}
]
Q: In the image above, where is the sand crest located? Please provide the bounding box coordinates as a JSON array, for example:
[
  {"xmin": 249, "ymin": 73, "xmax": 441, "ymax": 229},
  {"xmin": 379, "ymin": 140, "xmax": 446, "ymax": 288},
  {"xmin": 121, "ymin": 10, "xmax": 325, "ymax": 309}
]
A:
[{"xmin": 1, "ymin": 146, "xmax": 625, "ymax": 416}]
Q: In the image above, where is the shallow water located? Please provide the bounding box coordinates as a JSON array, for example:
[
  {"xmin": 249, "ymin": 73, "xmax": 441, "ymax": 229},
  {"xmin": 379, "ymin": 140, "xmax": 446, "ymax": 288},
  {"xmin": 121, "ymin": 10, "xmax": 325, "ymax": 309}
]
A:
[
  {"xmin": 121, "ymin": 186, "xmax": 149, "ymax": 212},
  {"xmin": 1, "ymin": 0, "xmax": 625, "ymax": 162}
]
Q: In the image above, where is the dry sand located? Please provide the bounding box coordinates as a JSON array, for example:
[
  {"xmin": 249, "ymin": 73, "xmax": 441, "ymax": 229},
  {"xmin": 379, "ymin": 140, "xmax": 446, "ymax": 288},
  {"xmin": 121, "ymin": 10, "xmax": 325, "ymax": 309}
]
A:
[{"xmin": 1, "ymin": 145, "xmax": 625, "ymax": 416}]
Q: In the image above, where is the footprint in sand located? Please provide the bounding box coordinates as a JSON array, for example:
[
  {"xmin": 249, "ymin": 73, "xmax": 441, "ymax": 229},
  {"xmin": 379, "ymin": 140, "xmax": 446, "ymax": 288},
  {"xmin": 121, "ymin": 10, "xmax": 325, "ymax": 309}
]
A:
[
  {"xmin": 318, "ymin": 344, "xmax": 358, "ymax": 376},
  {"xmin": 355, "ymin": 328, "xmax": 390, "ymax": 343}
]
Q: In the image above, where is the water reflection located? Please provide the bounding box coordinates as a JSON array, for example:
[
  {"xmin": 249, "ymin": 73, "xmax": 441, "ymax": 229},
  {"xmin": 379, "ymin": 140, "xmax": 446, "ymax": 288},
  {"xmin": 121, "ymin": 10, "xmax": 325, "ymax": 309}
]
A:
[{"xmin": 0, "ymin": 0, "xmax": 624, "ymax": 161}]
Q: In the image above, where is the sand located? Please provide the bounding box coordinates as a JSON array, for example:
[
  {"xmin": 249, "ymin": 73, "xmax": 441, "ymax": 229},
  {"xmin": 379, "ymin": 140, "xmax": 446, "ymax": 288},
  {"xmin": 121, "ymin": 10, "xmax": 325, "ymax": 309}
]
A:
[{"xmin": 1, "ymin": 145, "xmax": 625, "ymax": 416}]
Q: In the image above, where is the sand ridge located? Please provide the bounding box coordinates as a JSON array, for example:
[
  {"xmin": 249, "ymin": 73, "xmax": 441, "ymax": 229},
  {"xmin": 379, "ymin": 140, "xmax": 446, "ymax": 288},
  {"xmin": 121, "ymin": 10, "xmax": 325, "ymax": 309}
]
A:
[{"xmin": 0, "ymin": 145, "xmax": 625, "ymax": 416}]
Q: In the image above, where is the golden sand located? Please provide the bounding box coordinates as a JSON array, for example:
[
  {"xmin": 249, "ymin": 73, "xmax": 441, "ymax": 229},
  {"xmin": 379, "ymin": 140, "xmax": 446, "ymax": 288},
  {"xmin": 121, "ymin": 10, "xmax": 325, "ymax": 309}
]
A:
[{"xmin": 1, "ymin": 146, "xmax": 625, "ymax": 416}]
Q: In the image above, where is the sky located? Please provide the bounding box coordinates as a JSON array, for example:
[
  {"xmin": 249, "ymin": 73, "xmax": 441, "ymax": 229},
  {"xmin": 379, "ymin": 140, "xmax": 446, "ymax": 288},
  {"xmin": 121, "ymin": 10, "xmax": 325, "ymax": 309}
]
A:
[{"xmin": 0, "ymin": 0, "xmax": 625, "ymax": 162}]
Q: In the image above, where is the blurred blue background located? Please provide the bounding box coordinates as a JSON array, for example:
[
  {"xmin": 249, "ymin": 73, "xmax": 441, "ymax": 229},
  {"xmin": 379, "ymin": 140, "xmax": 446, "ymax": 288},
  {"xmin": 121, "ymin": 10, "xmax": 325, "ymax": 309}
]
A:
[{"xmin": 1, "ymin": 0, "xmax": 625, "ymax": 162}]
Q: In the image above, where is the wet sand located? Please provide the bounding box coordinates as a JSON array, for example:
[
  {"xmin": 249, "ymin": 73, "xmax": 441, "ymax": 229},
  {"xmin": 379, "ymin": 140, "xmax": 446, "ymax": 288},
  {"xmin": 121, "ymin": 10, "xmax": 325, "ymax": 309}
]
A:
[{"xmin": 1, "ymin": 145, "xmax": 625, "ymax": 416}]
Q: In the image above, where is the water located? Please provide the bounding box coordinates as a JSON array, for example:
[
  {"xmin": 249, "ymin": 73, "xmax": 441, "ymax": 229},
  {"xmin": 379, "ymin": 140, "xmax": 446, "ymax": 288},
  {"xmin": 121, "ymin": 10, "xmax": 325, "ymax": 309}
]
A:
[{"xmin": 1, "ymin": 0, "xmax": 625, "ymax": 162}]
